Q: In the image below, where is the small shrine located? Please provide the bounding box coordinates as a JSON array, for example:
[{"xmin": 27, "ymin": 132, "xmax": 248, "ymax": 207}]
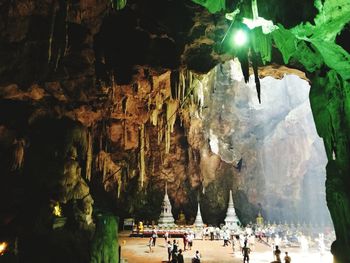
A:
[
  {"xmin": 224, "ymin": 190, "xmax": 241, "ymax": 230},
  {"xmin": 176, "ymin": 210, "xmax": 186, "ymax": 225},
  {"xmin": 256, "ymin": 211, "xmax": 264, "ymax": 226},
  {"xmin": 158, "ymin": 183, "xmax": 175, "ymax": 227}
]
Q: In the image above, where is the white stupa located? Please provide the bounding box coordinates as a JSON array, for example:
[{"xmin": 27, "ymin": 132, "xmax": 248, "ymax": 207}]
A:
[
  {"xmin": 194, "ymin": 202, "xmax": 204, "ymax": 227},
  {"xmin": 224, "ymin": 190, "xmax": 241, "ymax": 230},
  {"xmin": 158, "ymin": 183, "xmax": 175, "ymax": 227}
]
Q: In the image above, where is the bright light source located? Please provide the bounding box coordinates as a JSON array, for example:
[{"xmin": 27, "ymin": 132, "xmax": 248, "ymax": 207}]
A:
[
  {"xmin": 53, "ymin": 203, "xmax": 62, "ymax": 217},
  {"xmin": 0, "ymin": 242, "xmax": 8, "ymax": 255},
  {"xmin": 232, "ymin": 29, "xmax": 248, "ymax": 47}
]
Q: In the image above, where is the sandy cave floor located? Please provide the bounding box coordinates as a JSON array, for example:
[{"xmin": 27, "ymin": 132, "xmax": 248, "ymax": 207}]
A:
[{"xmin": 119, "ymin": 232, "xmax": 333, "ymax": 263}]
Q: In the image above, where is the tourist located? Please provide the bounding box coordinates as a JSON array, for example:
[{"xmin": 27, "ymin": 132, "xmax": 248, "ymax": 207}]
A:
[
  {"xmin": 242, "ymin": 244, "xmax": 250, "ymax": 263},
  {"xmin": 215, "ymin": 226, "xmax": 221, "ymax": 239},
  {"xmin": 148, "ymin": 237, "xmax": 153, "ymax": 253},
  {"xmin": 209, "ymin": 225, "xmax": 215, "ymax": 240},
  {"xmin": 284, "ymin": 252, "xmax": 291, "ymax": 263},
  {"xmin": 183, "ymin": 232, "xmax": 188, "ymax": 251},
  {"xmin": 167, "ymin": 241, "xmax": 172, "ymax": 262},
  {"xmin": 164, "ymin": 231, "xmax": 169, "ymax": 244},
  {"xmin": 192, "ymin": 250, "xmax": 201, "ymax": 263},
  {"xmin": 172, "ymin": 239, "xmax": 178, "ymax": 261},
  {"xmin": 231, "ymin": 236, "xmax": 235, "ymax": 253},
  {"xmin": 274, "ymin": 245, "xmax": 281, "ymax": 262},
  {"xmin": 223, "ymin": 231, "xmax": 231, "ymax": 246},
  {"xmin": 203, "ymin": 227, "xmax": 209, "ymax": 240},
  {"xmin": 177, "ymin": 249, "xmax": 184, "ymax": 263},
  {"xmin": 188, "ymin": 232, "xmax": 194, "ymax": 250},
  {"xmin": 152, "ymin": 228, "xmax": 158, "ymax": 246},
  {"xmin": 248, "ymin": 234, "xmax": 255, "ymax": 251}
]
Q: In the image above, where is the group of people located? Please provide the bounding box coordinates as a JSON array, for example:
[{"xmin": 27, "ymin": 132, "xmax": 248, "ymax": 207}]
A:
[
  {"xmin": 273, "ymin": 245, "xmax": 291, "ymax": 263},
  {"xmin": 167, "ymin": 239, "xmax": 200, "ymax": 263},
  {"xmin": 142, "ymin": 222, "xmax": 333, "ymax": 262},
  {"xmin": 147, "ymin": 228, "xmax": 200, "ymax": 263}
]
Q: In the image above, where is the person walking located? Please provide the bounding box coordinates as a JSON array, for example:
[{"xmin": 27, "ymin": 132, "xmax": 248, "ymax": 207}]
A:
[
  {"xmin": 164, "ymin": 231, "xmax": 169, "ymax": 244},
  {"xmin": 152, "ymin": 228, "xmax": 158, "ymax": 246},
  {"xmin": 167, "ymin": 241, "xmax": 172, "ymax": 262},
  {"xmin": 183, "ymin": 232, "xmax": 188, "ymax": 251},
  {"xmin": 188, "ymin": 232, "xmax": 194, "ymax": 250},
  {"xmin": 242, "ymin": 244, "xmax": 250, "ymax": 263},
  {"xmin": 148, "ymin": 237, "xmax": 153, "ymax": 253}
]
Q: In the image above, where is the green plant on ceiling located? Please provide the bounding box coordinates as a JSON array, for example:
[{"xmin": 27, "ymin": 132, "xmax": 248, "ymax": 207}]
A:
[
  {"xmin": 111, "ymin": 0, "xmax": 127, "ymax": 10},
  {"xmin": 191, "ymin": 0, "xmax": 350, "ymax": 105}
]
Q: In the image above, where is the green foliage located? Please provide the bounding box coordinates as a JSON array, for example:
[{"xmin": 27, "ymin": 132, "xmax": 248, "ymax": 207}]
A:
[
  {"xmin": 251, "ymin": 27, "xmax": 272, "ymax": 64},
  {"xmin": 291, "ymin": 41, "xmax": 323, "ymax": 72},
  {"xmin": 313, "ymin": 0, "xmax": 350, "ymax": 41},
  {"xmin": 111, "ymin": 0, "xmax": 127, "ymax": 10},
  {"xmin": 311, "ymin": 40, "xmax": 350, "ymax": 81},
  {"xmin": 191, "ymin": 0, "xmax": 226, "ymax": 13},
  {"xmin": 91, "ymin": 214, "xmax": 119, "ymax": 263},
  {"xmin": 271, "ymin": 25, "xmax": 297, "ymax": 64}
]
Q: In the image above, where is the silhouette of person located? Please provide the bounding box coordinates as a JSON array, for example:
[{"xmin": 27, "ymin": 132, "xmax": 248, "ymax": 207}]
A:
[
  {"xmin": 284, "ymin": 252, "xmax": 291, "ymax": 263},
  {"xmin": 274, "ymin": 245, "xmax": 281, "ymax": 262},
  {"xmin": 242, "ymin": 244, "xmax": 250, "ymax": 263}
]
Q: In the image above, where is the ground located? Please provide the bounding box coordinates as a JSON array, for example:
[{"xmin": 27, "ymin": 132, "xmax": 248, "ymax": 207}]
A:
[{"xmin": 119, "ymin": 231, "xmax": 333, "ymax": 263}]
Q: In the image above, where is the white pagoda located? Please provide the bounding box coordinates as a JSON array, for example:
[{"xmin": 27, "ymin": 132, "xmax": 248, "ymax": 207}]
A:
[
  {"xmin": 194, "ymin": 202, "xmax": 204, "ymax": 227},
  {"xmin": 158, "ymin": 183, "xmax": 175, "ymax": 227},
  {"xmin": 224, "ymin": 190, "xmax": 241, "ymax": 230}
]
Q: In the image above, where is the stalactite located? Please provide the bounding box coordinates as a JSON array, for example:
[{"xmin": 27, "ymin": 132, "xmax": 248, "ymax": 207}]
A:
[
  {"xmin": 251, "ymin": 50, "xmax": 261, "ymax": 103},
  {"xmin": 158, "ymin": 117, "xmax": 164, "ymax": 145},
  {"xmin": 11, "ymin": 138, "xmax": 25, "ymax": 171},
  {"xmin": 139, "ymin": 123, "xmax": 145, "ymax": 187},
  {"xmin": 85, "ymin": 130, "xmax": 93, "ymax": 181},
  {"xmin": 117, "ymin": 175, "xmax": 122, "ymax": 198},
  {"xmin": 145, "ymin": 126, "xmax": 150, "ymax": 150},
  {"xmin": 54, "ymin": 48, "xmax": 61, "ymax": 71},
  {"xmin": 63, "ymin": 0, "xmax": 70, "ymax": 56},
  {"xmin": 165, "ymin": 123, "xmax": 171, "ymax": 154},
  {"xmin": 96, "ymin": 151, "xmax": 108, "ymax": 181},
  {"xmin": 96, "ymin": 151, "xmax": 124, "ymax": 196},
  {"xmin": 151, "ymin": 108, "xmax": 158, "ymax": 126},
  {"xmin": 48, "ymin": 3, "xmax": 58, "ymax": 63},
  {"xmin": 165, "ymin": 99, "xmax": 178, "ymax": 153}
]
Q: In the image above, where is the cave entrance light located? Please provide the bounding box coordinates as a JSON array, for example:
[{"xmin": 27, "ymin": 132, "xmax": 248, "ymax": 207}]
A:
[{"xmin": 232, "ymin": 29, "xmax": 248, "ymax": 47}]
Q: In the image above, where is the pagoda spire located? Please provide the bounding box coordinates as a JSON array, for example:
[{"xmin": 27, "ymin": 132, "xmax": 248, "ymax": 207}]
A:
[
  {"xmin": 224, "ymin": 190, "xmax": 241, "ymax": 230},
  {"xmin": 194, "ymin": 202, "xmax": 204, "ymax": 227},
  {"xmin": 158, "ymin": 181, "xmax": 175, "ymax": 227}
]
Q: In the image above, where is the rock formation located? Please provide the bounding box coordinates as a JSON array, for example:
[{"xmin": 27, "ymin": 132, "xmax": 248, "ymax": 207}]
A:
[{"xmin": 0, "ymin": 0, "xmax": 349, "ymax": 262}]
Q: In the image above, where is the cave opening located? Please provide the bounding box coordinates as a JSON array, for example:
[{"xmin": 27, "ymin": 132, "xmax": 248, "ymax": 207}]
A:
[{"xmin": 199, "ymin": 60, "xmax": 333, "ymax": 230}]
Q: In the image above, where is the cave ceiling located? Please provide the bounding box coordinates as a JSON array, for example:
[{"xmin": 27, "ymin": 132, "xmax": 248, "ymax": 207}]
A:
[
  {"xmin": 0, "ymin": 0, "xmax": 350, "ymax": 231},
  {"xmin": 0, "ymin": 0, "xmax": 348, "ymax": 105}
]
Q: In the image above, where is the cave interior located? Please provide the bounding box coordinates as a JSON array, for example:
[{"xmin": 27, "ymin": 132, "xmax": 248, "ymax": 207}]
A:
[{"xmin": 0, "ymin": 0, "xmax": 349, "ymax": 262}]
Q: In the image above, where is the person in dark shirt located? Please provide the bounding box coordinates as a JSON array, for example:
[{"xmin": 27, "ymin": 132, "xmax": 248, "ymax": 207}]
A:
[
  {"xmin": 274, "ymin": 245, "xmax": 281, "ymax": 262},
  {"xmin": 242, "ymin": 244, "xmax": 251, "ymax": 263},
  {"xmin": 177, "ymin": 249, "xmax": 184, "ymax": 263}
]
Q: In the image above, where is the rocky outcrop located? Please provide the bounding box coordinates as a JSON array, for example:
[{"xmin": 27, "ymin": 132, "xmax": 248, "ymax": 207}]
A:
[{"xmin": 0, "ymin": 0, "xmax": 349, "ymax": 262}]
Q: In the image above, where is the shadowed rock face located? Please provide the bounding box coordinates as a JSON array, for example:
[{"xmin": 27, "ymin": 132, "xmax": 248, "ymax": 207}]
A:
[{"xmin": 0, "ymin": 0, "xmax": 349, "ymax": 262}]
